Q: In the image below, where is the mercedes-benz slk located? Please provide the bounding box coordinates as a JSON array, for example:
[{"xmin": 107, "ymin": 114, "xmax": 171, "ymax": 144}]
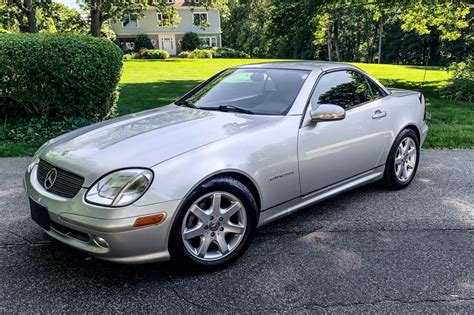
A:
[{"xmin": 24, "ymin": 62, "xmax": 429, "ymax": 268}]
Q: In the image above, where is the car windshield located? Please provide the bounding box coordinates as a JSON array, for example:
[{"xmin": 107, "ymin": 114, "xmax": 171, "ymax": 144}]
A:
[{"xmin": 182, "ymin": 68, "xmax": 310, "ymax": 115}]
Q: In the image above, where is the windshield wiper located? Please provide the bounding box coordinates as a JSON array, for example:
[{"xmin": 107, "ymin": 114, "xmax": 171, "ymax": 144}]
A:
[
  {"xmin": 199, "ymin": 105, "xmax": 254, "ymax": 115},
  {"xmin": 175, "ymin": 99, "xmax": 197, "ymax": 109}
]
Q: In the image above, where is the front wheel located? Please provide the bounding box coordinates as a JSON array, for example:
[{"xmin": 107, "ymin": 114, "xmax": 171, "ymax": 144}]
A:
[
  {"xmin": 382, "ymin": 129, "xmax": 420, "ymax": 190},
  {"xmin": 169, "ymin": 177, "xmax": 258, "ymax": 269}
]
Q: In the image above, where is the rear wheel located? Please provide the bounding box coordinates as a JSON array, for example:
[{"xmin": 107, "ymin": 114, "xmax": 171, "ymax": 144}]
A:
[
  {"xmin": 169, "ymin": 177, "xmax": 257, "ymax": 269},
  {"xmin": 382, "ymin": 129, "xmax": 420, "ymax": 189}
]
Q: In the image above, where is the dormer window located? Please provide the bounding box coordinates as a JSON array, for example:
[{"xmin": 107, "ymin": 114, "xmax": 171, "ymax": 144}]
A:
[
  {"xmin": 122, "ymin": 14, "xmax": 138, "ymax": 28},
  {"xmin": 193, "ymin": 12, "xmax": 208, "ymax": 27},
  {"xmin": 157, "ymin": 12, "xmax": 176, "ymax": 27}
]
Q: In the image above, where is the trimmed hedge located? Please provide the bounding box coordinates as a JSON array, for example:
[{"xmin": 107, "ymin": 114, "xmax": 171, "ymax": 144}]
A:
[
  {"xmin": 4, "ymin": 116, "xmax": 94, "ymax": 144},
  {"xmin": 192, "ymin": 49, "xmax": 213, "ymax": 59},
  {"xmin": 181, "ymin": 32, "xmax": 201, "ymax": 51},
  {"xmin": 213, "ymin": 47, "xmax": 250, "ymax": 58},
  {"xmin": 141, "ymin": 49, "xmax": 170, "ymax": 59},
  {"xmin": 178, "ymin": 51, "xmax": 193, "ymax": 58},
  {"xmin": 134, "ymin": 34, "xmax": 154, "ymax": 52},
  {"xmin": 0, "ymin": 33, "xmax": 123, "ymax": 121}
]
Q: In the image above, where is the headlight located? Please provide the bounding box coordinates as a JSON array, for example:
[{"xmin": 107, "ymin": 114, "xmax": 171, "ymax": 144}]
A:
[{"xmin": 85, "ymin": 169, "xmax": 153, "ymax": 207}]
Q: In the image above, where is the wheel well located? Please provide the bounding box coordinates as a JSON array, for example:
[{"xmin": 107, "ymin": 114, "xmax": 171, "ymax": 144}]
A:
[
  {"xmin": 403, "ymin": 125, "xmax": 421, "ymax": 143},
  {"xmin": 206, "ymin": 172, "xmax": 261, "ymax": 211}
]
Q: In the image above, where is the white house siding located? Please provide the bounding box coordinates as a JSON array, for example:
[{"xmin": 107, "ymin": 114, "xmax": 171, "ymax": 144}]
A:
[{"xmin": 112, "ymin": 7, "xmax": 222, "ymax": 55}]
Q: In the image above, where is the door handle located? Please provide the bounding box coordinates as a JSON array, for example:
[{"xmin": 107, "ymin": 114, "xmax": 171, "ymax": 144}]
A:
[{"xmin": 372, "ymin": 110, "xmax": 387, "ymax": 119}]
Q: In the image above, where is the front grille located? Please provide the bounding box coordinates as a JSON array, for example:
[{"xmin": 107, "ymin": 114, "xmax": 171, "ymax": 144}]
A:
[{"xmin": 37, "ymin": 159, "xmax": 84, "ymax": 198}]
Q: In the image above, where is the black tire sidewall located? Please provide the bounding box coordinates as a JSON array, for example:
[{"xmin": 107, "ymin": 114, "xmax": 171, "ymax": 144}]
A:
[
  {"xmin": 384, "ymin": 129, "xmax": 420, "ymax": 189},
  {"xmin": 169, "ymin": 177, "xmax": 258, "ymax": 269}
]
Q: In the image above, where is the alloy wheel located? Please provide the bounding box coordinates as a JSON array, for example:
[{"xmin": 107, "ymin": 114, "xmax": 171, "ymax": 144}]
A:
[
  {"xmin": 394, "ymin": 137, "xmax": 417, "ymax": 182},
  {"xmin": 181, "ymin": 192, "xmax": 247, "ymax": 261}
]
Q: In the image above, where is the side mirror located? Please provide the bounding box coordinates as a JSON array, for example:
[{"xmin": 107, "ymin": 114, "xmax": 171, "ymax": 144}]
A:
[{"xmin": 310, "ymin": 104, "xmax": 346, "ymax": 122}]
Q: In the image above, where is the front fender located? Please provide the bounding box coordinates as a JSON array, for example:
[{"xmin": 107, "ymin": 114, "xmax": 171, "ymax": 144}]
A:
[{"xmin": 134, "ymin": 116, "xmax": 302, "ymax": 211}]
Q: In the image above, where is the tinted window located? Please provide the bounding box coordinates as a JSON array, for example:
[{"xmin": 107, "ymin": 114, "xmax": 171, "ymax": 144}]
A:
[
  {"xmin": 366, "ymin": 78, "xmax": 386, "ymax": 99},
  {"xmin": 187, "ymin": 68, "xmax": 310, "ymax": 115},
  {"xmin": 311, "ymin": 70, "xmax": 373, "ymax": 110}
]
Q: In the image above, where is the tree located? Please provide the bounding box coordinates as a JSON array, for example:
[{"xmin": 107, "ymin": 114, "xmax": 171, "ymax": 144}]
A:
[
  {"xmin": 0, "ymin": 2, "xmax": 85, "ymax": 34},
  {"xmin": 81, "ymin": 0, "xmax": 227, "ymax": 37},
  {"xmin": 181, "ymin": 32, "xmax": 201, "ymax": 51},
  {"xmin": 39, "ymin": 2, "xmax": 87, "ymax": 33},
  {"xmin": 134, "ymin": 34, "xmax": 154, "ymax": 52},
  {"xmin": 400, "ymin": 0, "xmax": 471, "ymax": 42},
  {"xmin": 7, "ymin": 0, "xmax": 52, "ymax": 33}
]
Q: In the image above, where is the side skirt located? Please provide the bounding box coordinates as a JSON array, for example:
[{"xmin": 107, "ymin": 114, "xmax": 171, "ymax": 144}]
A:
[{"xmin": 257, "ymin": 165, "xmax": 385, "ymax": 227}]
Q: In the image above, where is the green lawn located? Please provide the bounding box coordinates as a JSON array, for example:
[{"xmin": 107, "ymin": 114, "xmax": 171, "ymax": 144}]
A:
[{"xmin": 1, "ymin": 58, "xmax": 472, "ymax": 156}]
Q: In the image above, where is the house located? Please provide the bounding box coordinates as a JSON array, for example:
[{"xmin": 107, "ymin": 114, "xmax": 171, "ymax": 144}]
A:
[{"xmin": 112, "ymin": 0, "xmax": 222, "ymax": 55}]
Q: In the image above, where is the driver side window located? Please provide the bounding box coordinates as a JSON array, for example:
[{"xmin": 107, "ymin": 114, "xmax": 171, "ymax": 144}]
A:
[{"xmin": 311, "ymin": 70, "xmax": 373, "ymax": 110}]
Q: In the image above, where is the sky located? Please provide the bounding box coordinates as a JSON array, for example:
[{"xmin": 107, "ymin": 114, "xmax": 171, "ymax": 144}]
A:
[{"xmin": 56, "ymin": 0, "xmax": 80, "ymax": 10}]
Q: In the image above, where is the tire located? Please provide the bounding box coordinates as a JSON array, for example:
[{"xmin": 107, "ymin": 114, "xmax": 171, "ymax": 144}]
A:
[
  {"xmin": 169, "ymin": 176, "xmax": 258, "ymax": 270},
  {"xmin": 382, "ymin": 128, "xmax": 420, "ymax": 190}
]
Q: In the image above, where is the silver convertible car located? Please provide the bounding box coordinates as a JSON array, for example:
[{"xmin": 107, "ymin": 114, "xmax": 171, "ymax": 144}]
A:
[{"xmin": 24, "ymin": 62, "xmax": 429, "ymax": 268}]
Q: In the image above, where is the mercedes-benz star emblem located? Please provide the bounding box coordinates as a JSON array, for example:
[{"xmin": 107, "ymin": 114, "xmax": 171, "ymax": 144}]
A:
[{"xmin": 44, "ymin": 168, "xmax": 58, "ymax": 190}]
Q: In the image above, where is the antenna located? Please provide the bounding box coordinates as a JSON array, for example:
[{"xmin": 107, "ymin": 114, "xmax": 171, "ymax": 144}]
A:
[{"xmin": 420, "ymin": 52, "xmax": 430, "ymax": 90}]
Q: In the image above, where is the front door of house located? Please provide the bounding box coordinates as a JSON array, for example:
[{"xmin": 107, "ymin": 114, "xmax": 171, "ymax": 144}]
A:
[{"xmin": 160, "ymin": 36, "xmax": 176, "ymax": 55}]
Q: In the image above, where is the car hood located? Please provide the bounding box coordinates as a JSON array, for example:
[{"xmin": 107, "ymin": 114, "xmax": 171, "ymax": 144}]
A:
[{"xmin": 41, "ymin": 105, "xmax": 281, "ymax": 186}]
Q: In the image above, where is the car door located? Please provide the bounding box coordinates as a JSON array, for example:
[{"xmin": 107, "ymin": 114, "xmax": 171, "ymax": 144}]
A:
[{"xmin": 298, "ymin": 69, "xmax": 390, "ymax": 195}]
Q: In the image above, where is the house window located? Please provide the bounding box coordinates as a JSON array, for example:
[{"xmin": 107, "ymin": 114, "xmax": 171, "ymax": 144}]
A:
[
  {"xmin": 157, "ymin": 13, "xmax": 163, "ymax": 27},
  {"xmin": 122, "ymin": 14, "xmax": 138, "ymax": 28},
  {"xmin": 193, "ymin": 12, "xmax": 208, "ymax": 27},
  {"xmin": 200, "ymin": 36, "xmax": 217, "ymax": 48},
  {"xmin": 157, "ymin": 12, "xmax": 176, "ymax": 27}
]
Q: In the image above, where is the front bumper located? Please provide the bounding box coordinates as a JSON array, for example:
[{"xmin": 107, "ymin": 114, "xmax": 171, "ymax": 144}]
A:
[{"xmin": 24, "ymin": 161, "xmax": 181, "ymax": 264}]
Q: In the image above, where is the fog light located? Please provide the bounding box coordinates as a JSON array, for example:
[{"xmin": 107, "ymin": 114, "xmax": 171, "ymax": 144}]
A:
[{"xmin": 93, "ymin": 236, "xmax": 109, "ymax": 248}]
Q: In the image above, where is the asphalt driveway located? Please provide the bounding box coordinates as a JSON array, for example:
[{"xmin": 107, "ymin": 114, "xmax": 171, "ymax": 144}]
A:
[{"xmin": 1, "ymin": 150, "xmax": 473, "ymax": 313}]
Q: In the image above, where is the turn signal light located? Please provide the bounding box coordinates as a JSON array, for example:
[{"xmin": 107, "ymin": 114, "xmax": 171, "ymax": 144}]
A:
[{"xmin": 133, "ymin": 213, "xmax": 165, "ymax": 228}]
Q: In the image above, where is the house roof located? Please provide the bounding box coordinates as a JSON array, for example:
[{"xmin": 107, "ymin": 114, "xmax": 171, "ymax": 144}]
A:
[{"xmin": 173, "ymin": 0, "xmax": 199, "ymax": 7}]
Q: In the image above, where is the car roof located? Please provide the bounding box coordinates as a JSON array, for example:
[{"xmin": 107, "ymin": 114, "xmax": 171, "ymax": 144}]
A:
[
  {"xmin": 234, "ymin": 61, "xmax": 390, "ymax": 96},
  {"xmin": 236, "ymin": 61, "xmax": 362, "ymax": 72}
]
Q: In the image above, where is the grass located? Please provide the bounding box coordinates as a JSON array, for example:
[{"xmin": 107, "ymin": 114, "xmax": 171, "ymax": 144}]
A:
[{"xmin": 1, "ymin": 58, "xmax": 472, "ymax": 156}]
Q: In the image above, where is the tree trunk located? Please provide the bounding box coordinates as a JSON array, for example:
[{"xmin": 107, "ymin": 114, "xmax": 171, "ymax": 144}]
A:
[
  {"xmin": 24, "ymin": 0, "xmax": 38, "ymax": 33},
  {"xmin": 327, "ymin": 21, "xmax": 332, "ymax": 61},
  {"xmin": 377, "ymin": 16, "xmax": 383, "ymax": 64},
  {"xmin": 368, "ymin": 21, "xmax": 379, "ymax": 63},
  {"xmin": 90, "ymin": 0, "xmax": 102, "ymax": 37},
  {"xmin": 333, "ymin": 19, "xmax": 341, "ymax": 61}
]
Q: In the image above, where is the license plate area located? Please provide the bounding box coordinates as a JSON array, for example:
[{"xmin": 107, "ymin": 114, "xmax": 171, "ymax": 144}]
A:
[{"xmin": 29, "ymin": 198, "xmax": 50, "ymax": 231}]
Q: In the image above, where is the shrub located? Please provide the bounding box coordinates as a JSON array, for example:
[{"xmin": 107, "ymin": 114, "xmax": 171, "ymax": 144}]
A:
[
  {"xmin": 181, "ymin": 32, "xmax": 201, "ymax": 51},
  {"xmin": 134, "ymin": 34, "xmax": 154, "ymax": 52},
  {"xmin": 123, "ymin": 53, "xmax": 140, "ymax": 61},
  {"xmin": 178, "ymin": 51, "xmax": 193, "ymax": 58},
  {"xmin": 213, "ymin": 47, "xmax": 250, "ymax": 58},
  {"xmin": 0, "ymin": 33, "xmax": 123, "ymax": 121},
  {"xmin": 192, "ymin": 49, "xmax": 213, "ymax": 59},
  {"xmin": 441, "ymin": 59, "xmax": 474, "ymax": 103},
  {"xmin": 0, "ymin": 28, "xmax": 11, "ymax": 34},
  {"xmin": 3, "ymin": 116, "xmax": 94, "ymax": 144},
  {"xmin": 141, "ymin": 49, "xmax": 169, "ymax": 59}
]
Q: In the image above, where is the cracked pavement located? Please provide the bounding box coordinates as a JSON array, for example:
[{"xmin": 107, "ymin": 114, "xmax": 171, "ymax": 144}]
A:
[{"xmin": 1, "ymin": 150, "xmax": 473, "ymax": 313}]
